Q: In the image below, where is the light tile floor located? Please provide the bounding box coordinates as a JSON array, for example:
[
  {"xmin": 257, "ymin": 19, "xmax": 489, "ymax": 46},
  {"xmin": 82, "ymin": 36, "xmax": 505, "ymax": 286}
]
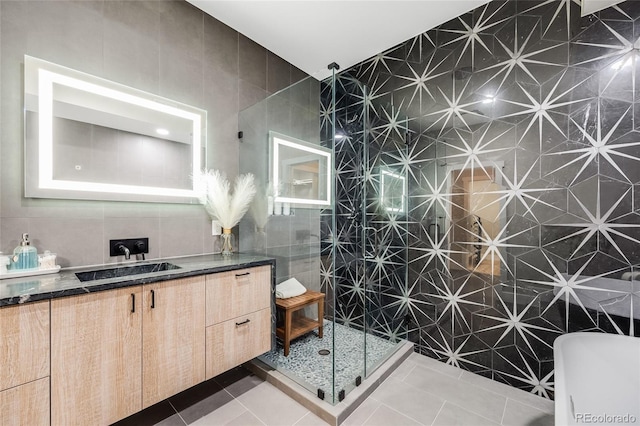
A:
[
  {"xmin": 343, "ymin": 352, "xmax": 554, "ymax": 426},
  {"xmin": 113, "ymin": 352, "xmax": 554, "ymax": 426}
]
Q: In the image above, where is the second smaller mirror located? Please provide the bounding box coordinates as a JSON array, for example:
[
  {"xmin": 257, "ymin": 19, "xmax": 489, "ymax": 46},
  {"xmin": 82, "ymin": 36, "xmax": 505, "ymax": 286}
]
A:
[
  {"xmin": 380, "ymin": 168, "xmax": 406, "ymax": 213},
  {"xmin": 269, "ymin": 131, "xmax": 331, "ymax": 207}
]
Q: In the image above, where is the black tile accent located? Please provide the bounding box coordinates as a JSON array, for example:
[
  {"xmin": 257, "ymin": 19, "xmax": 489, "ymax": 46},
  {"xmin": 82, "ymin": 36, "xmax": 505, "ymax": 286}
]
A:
[
  {"xmin": 167, "ymin": 378, "xmax": 230, "ymax": 424},
  {"xmin": 111, "ymin": 367, "xmax": 265, "ymax": 425},
  {"xmin": 214, "ymin": 367, "xmax": 264, "ymax": 398},
  {"xmin": 111, "ymin": 401, "xmax": 181, "ymax": 426},
  {"xmin": 321, "ymin": 0, "xmax": 640, "ymax": 401}
]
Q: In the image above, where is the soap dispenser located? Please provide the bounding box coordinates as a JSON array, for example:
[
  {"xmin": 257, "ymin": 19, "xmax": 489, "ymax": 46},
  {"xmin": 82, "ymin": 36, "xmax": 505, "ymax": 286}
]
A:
[{"xmin": 11, "ymin": 233, "xmax": 38, "ymax": 270}]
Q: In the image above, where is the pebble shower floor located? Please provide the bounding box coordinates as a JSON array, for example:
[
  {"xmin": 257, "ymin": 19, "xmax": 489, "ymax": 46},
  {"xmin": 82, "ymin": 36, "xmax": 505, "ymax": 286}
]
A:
[{"xmin": 260, "ymin": 320, "xmax": 398, "ymax": 399}]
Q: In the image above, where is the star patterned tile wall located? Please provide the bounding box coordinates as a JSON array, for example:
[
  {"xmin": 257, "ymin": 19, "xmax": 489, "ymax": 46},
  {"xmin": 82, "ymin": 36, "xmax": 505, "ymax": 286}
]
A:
[{"xmin": 320, "ymin": 0, "xmax": 640, "ymax": 399}]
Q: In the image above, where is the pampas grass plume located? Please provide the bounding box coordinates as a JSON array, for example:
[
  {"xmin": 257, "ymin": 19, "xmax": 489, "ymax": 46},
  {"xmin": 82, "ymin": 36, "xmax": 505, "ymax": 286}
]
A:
[{"xmin": 201, "ymin": 170, "xmax": 256, "ymax": 229}]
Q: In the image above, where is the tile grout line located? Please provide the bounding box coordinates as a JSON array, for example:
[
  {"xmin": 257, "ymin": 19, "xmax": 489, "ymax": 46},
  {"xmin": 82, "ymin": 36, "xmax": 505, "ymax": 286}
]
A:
[
  {"xmin": 457, "ymin": 371, "xmax": 553, "ymax": 410},
  {"xmin": 428, "ymin": 400, "xmax": 447, "ymax": 426},
  {"xmin": 505, "ymin": 396, "xmax": 552, "ymax": 416},
  {"xmin": 167, "ymin": 400, "xmax": 188, "ymax": 426},
  {"xmin": 198, "ymin": 386, "xmax": 256, "ymax": 426},
  {"xmin": 410, "ymin": 363, "xmax": 510, "ymax": 401},
  {"xmin": 292, "ymin": 411, "xmax": 319, "ymax": 426},
  {"xmin": 353, "ymin": 403, "xmax": 380, "ymax": 426},
  {"xmin": 407, "ymin": 359, "xmax": 468, "ymax": 382},
  {"xmin": 232, "ymin": 409, "xmax": 264, "ymax": 426},
  {"xmin": 499, "ymin": 397, "xmax": 509, "ymax": 425},
  {"xmin": 395, "ymin": 364, "xmax": 508, "ymax": 424},
  {"xmin": 231, "ymin": 382, "xmax": 306, "ymax": 426},
  {"xmin": 379, "ymin": 401, "xmax": 431, "ymax": 426},
  {"xmin": 394, "ymin": 375, "xmax": 453, "ymax": 403},
  {"xmin": 444, "ymin": 400, "xmax": 503, "ymax": 425},
  {"xmin": 393, "ymin": 362, "xmax": 417, "ymax": 381},
  {"xmin": 223, "ymin": 387, "xmax": 236, "ymax": 400},
  {"xmin": 396, "ymin": 367, "xmax": 497, "ymax": 409},
  {"xmin": 219, "ymin": 389, "xmax": 262, "ymax": 426},
  {"xmin": 414, "ymin": 355, "xmax": 552, "ymax": 410},
  {"xmin": 507, "ymin": 395, "xmax": 554, "ymax": 414}
]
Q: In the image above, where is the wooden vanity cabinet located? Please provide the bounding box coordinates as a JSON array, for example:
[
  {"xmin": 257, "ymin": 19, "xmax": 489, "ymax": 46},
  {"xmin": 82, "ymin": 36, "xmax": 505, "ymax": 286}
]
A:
[
  {"xmin": 205, "ymin": 265, "xmax": 272, "ymax": 379},
  {"xmin": 51, "ymin": 286, "xmax": 143, "ymax": 426},
  {"xmin": 0, "ymin": 301, "xmax": 50, "ymax": 426},
  {"xmin": 18, "ymin": 262, "xmax": 271, "ymax": 426},
  {"xmin": 142, "ymin": 276, "xmax": 205, "ymax": 408},
  {"xmin": 51, "ymin": 276, "xmax": 206, "ymax": 424}
]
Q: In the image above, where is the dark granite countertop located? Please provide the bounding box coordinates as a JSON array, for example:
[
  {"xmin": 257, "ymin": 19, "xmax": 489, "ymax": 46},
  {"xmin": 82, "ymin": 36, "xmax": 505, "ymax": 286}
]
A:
[{"xmin": 0, "ymin": 254, "xmax": 275, "ymax": 307}]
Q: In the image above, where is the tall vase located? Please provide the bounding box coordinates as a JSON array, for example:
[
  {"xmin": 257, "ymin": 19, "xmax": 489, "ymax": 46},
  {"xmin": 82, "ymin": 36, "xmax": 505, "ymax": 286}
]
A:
[{"xmin": 221, "ymin": 228, "xmax": 236, "ymax": 256}]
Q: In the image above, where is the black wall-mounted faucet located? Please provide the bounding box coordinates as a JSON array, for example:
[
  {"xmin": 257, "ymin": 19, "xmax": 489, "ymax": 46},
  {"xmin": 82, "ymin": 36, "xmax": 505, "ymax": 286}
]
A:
[
  {"xmin": 110, "ymin": 238, "xmax": 149, "ymax": 260},
  {"xmin": 116, "ymin": 243, "xmax": 131, "ymax": 259}
]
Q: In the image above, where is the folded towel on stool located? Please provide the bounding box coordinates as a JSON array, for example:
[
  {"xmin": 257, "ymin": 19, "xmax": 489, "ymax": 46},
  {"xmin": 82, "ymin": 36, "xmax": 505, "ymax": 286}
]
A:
[
  {"xmin": 621, "ymin": 271, "xmax": 640, "ymax": 281},
  {"xmin": 276, "ymin": 277, "xmax": 307, "ymax": 299}
]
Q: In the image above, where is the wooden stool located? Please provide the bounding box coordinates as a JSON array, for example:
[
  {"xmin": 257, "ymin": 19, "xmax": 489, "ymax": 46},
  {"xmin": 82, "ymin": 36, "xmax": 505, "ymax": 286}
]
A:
[{"xmin": 275, "ymin": 291, "xmax": 325, "ymax": 356}]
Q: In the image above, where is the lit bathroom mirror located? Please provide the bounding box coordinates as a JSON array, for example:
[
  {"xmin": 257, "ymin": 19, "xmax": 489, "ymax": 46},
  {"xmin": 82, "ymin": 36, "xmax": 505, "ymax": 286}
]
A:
[
  {"xmin": 269, "ymin": 131, "xmax": 331, "ymax": 207},
  {"xmin": 24, "ymin": 55, "xmax": 207, "ymax": 203},
  {"xmin": 380, "ymin": 168, "xmax": 405, "ymax": 213}
]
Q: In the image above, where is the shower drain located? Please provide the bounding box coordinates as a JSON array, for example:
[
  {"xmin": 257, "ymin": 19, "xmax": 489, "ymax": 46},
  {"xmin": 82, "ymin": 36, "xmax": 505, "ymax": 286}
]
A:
[{"xmin": 318, "ymin": 349, "xmax": 330, "ymax": 356}]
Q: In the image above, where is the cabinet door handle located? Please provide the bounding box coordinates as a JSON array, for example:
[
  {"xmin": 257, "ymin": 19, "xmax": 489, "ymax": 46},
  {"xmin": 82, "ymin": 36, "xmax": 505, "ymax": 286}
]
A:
[
  {"xmin": 131, "ymin": 293, "xmax": 135, "ymax": 313},
  {"xmin": 150, "ymin": 289, "xmax": 155, "ymax": 309},
  {"xmin": 235, "ymin": 319, "xmax": 251, "ymax": 327},
  {"xmin": 235, "ymin": 272, "xmax": 250, "ymax": 278}
]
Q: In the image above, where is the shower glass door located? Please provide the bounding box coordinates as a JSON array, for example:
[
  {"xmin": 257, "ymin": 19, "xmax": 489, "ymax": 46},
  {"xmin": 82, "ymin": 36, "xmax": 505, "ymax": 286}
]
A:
[
  {"xmin": 362, "ymin": 101, "xmax": 410, "ymax": 377},
  {"xmin": 326, "ymin": 71, "xmax": 409, "ymax": 402},
  {"xmin": 238, "ymin": 66, "xmax": 408, "ymax": 406},
  {"xmin": 322, "ymin": 70, "xmax": 367, "ymax": 403},
  {"xmin": 238, "ymin": 75, "xmax": 337, "ymax": 401}
]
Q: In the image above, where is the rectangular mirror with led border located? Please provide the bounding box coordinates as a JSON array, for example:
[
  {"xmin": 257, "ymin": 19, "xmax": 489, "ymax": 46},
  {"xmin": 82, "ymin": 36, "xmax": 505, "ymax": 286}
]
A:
[
  {"xmin": 24, "ymin": 55, "xmax": 207, "ymax": 204},
  {"xmin": 268, "ymin": 131, "xmax": 331, "ymax": 208},
  {"xmin": 380, "ymin": 168, "xmax": 406, "ymax": 214}
]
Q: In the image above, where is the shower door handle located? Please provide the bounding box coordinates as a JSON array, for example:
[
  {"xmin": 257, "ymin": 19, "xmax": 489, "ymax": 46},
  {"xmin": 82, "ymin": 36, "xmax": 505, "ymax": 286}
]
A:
[
  {"xmin": 428, "ymin": 223, "xmax": 440, "ymax": 240},
  {"xmin": 363, "ymin": 226, "xmax": 377, "ymax": 259}
]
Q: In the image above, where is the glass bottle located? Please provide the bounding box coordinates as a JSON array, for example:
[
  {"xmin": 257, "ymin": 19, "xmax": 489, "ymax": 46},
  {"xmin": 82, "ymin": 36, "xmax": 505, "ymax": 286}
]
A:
[
  {"xmin": 12, "ymin": 233, "xmax": 38, "ymax": 270},
  {"xmin": 221, "ymin": 228, "xmax": 236, "ymax": 256}
]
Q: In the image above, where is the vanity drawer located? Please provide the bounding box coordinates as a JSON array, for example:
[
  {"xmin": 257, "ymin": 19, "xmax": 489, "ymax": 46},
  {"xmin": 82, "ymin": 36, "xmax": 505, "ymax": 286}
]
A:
[
  {"xmin": 205, "ymin": 308, "xmax": 271, "ymax": 379},
  {"xmin": 205, "ymin": 265, "xmax": 271, "ymax": 325}
]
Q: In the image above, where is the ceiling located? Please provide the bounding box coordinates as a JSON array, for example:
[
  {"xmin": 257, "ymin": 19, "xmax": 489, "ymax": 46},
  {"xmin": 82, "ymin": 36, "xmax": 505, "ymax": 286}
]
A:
[
  {"xmin": 186, "ymin": 1, "xmax": 493, "ymax": 80},
  {"xmin": 187, "ymin": 0, "xmax": 626, "ymax": 81}
]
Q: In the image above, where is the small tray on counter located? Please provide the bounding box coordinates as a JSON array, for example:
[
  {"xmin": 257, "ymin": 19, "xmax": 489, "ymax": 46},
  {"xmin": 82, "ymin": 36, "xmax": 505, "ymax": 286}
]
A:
[{"xmin": 0, "ymin": 265, "xmax": 61, "ymax": 280}]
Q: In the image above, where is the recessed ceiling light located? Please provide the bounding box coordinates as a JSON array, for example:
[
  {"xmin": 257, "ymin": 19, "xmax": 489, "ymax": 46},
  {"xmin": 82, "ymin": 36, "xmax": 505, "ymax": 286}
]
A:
[{"xmin": 156, "ymin": 128, "xmax": 169, "ymax": 135}]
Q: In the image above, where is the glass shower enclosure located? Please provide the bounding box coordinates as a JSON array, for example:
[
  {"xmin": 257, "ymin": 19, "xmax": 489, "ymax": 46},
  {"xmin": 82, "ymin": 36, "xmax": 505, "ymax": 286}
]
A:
[{"xmin": 238, "ymin": 69, "xmax": 407, "ymax": 404}]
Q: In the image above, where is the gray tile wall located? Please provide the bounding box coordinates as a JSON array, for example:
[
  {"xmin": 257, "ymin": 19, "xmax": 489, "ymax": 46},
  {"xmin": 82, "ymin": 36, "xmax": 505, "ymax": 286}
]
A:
[{"xmin": 0, "ymin": 0, "xmax": 306, "ymax": 267}]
